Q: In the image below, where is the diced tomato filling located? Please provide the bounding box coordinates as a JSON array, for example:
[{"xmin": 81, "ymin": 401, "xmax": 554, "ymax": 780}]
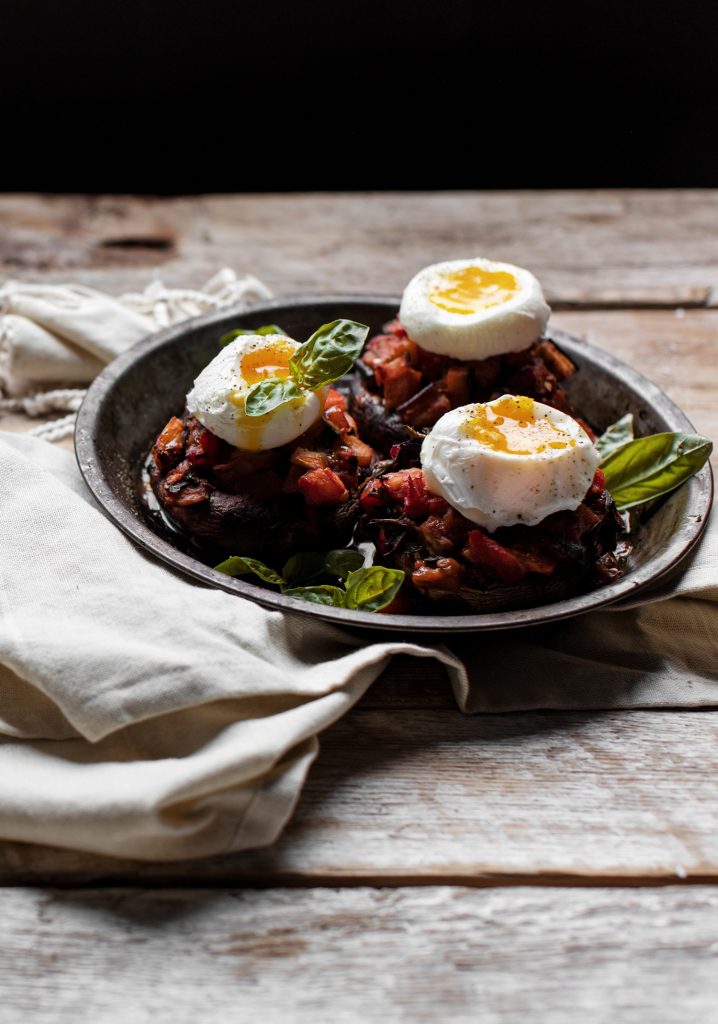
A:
[
  {"xmin": 186, "ymin": 426, "xmax": 221, "ymax": 466},
  {"xmin": 533, "ymin": 339, "xmax": 576, "ymax": 380},
  {"xmin": 291, "ymin": 447, "xmax": 329, "ymax": 471},
  {"xmin": 589, "ymin": 468, "xmax": 606, "ymax": 496},
  {"xmin": 323, "ymin": 402, "xmax": 356, "ymax": 435},
  {"xmin": 419, "ymin": 508, "xmax": 467, "ymax": 555},
  {"xmin": 324, "ymin": 387, "xmax": 347, "ymax": 412},
  {"xmin": 340, "ymin": 434, "xmax": 374, "ymax": 468},
  {"xmin": 396, "ymin": 383, "xmax": 451, "ymax": 428},
  {"xmin": 464, "ymin": 530, "xmax": 529, "ymax": 583},
  {"xmin": 359, "ymin": 478, "xmax": 387, "ymax": 510},
  {"xmin": 414, "ymin": 347, "xmax": 449, "ymax": 382},
  {"xmin": 362, "ymin": 334, "xmax": 416, "ymax": 371},
  {"xmin": 298, "ymin": 467, "xmax": 349, "ymax": 505},
  {"xmin": 379, "ymin": 469, "xmax": 447, "ymax": 517},
  {"xmin": 152, "ymin": 416, "xmax": 187, "ymax": 469},
  {"xmin": 511, "ymin": 547, "xmax": 557, "ymax": 576},
  {"xmin": 444, "ymin": 366, "xmax": 471, "ymax": 407},
  {"xmin": 412, "ymin": 558, "xmax": 463, "ymax": 591},
  {"xmin": 376, "ymin": 358, "xmax": 423, "ymax": 412}
]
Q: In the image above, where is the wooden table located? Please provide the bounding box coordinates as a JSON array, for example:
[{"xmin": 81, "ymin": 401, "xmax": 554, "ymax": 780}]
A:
[{"xmin": 2, "ymin": 191, "xmax": 717, "ymax": 1022}]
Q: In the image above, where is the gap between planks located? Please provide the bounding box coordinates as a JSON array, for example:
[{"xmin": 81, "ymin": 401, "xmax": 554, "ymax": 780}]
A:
[{"xmin": 2, "ymin": 871, "xmax": 718, "ymax": 892}]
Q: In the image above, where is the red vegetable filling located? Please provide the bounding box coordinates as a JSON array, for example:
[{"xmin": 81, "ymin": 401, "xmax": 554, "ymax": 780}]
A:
[
  {"xmin": 358, "ymin": 461, "xmax": 625, "ymax": 605},
  {"xmin": 357, "ymin": 319, "xmax": 589, "ymax": 441},
  {"xmin": 150, "ymin": 388, "xmax": 378, "ymax": 514}
]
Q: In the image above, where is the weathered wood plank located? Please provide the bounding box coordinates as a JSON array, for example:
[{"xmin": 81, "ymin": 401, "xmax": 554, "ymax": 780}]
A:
[
  {"xmin": 2, "ymin": 886, "xmax": 717, "ymax": 1023},
  {"xmin": 1, "ymin": 711, "xmax": 717, "ymax": 884},
  {"xmin": 1, "ymin": 191, "xmax": 718, "ymax": 306}
]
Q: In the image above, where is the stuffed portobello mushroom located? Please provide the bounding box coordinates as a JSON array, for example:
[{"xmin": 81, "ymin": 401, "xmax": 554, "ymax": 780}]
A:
[
  {"xmin": 349, "ymin": 258, "xmax": 588, "ymax": 456},
  {"xmin": 148, "ymin": 320, "xmax": 375, "ymax": 560},
  {"xmin": 357, "ymin": 398, "xmax": 627, "ymax": 615}
]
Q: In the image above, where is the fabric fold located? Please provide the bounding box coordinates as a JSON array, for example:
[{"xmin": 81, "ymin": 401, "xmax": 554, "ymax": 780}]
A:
[{"xmin": 0, "ymin": 430, "xmax": 715, "ymax": 861}]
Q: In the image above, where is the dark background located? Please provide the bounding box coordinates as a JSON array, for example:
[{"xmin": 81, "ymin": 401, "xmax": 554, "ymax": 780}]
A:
[{"xmin": 5, "ymin": 0, "xmax": 718, "ymax": 191}]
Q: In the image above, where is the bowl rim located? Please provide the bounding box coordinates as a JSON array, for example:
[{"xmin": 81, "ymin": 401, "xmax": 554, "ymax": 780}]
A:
[{"xmin": 75, "ymin": 294, "xmax": 714, "ymax": 634}]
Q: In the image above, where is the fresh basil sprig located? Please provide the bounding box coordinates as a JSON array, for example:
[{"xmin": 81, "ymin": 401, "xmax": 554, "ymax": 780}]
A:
[
  {"xmin": 282, "ymin": 548, "xmax": 364, "ymax": 587},
  {"xmin": 595, "ymin": 413, "xmax": 634, "ymax": 459},
  {"xmin": 283, "ymin": 585, "xmax": 347, "ymax": 607},
  {"xmin": 214, "ymin": 548, "xmax": 403, "ymax": 613},
  {"xmin": 601, "ymin": 431, "xmax": 712, "ymax": 510},
  {"xmin": 344, "ymin": 567, "xmax": 405, "ymax": 612},
  {"xmin": 219, "ymin": 324, "xmax": 287, "ymax": 348},
  {"xmin": 289, "ymin": 319, "xmax": 369, "ymax": 390},
  {"xmin": 213, "ymin": 555, "xmax": 285, "ymax": 587},
  {"xmin": 244, "ymin": 378, "xmax": 304, "ymax": 417},
  {"xmin": 243, "ymin": 318, "xmax": 369, "ymax": 418}
]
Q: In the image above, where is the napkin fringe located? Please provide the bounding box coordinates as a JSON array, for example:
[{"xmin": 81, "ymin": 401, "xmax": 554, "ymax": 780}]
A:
[{"xmin": 0, "ymin": 268, "xmax": 273, "ymax": 441}]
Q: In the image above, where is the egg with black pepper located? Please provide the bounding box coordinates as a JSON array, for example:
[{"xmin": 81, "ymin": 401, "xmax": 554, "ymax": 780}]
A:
[
  {"xmin": 420, "ymin": 395, "xmax": 600, "ymax": 532},
  {"xmin": 399, "ymin": 256, "xmax": 550, "ymax": 360}
]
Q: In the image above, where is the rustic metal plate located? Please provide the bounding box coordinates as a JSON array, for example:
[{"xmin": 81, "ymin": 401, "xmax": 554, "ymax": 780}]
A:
[{"xmin": 75, "ymin": 296, "xmax": 713, "ymax": 633}]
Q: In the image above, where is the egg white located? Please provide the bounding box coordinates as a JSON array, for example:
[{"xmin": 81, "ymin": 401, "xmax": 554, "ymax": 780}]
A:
[
  {"xmin": 420, "ymin": 396, "xmax": 600, "ymax": 532},
  {"xmin": 186, "ymin": 335, "xmax": 325, "ymax": 451},
  {"xmin": 399, "ymin": 257, "xmax": 550, "ymax": 360}
]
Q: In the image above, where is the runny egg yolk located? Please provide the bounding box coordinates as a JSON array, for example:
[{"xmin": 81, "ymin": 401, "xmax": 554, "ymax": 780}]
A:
[
  {"xmin": 428, "ymin": 266, "xmax": 520, "ymax": 316},
  {"xmin": 239, "ymin": 341, "xmax": 295, "ymax": 384},
  {"xmin": 228, "ymin": 341, "xmax": 296, "ymax": 409},
  {"xmin": 464, "ymin": 395, "xmax": 577, "ymax": 455}
]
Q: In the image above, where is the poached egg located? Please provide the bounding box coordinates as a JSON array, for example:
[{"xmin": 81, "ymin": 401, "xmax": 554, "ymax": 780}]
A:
[
  {"xmin": 399, "ymin": 257, "xmax": 550, "ymax": 360},
  {"xmin": 186, "ymin": 335, "xmax": 325, "ymax": 451},
  {"xmin": 420, "ymin": 395, "xmax": 600, "ymax": 532}
]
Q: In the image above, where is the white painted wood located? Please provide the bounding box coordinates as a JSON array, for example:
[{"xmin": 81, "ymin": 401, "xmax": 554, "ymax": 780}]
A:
[
  {"xmin": 2, "ymin": 886, "xmax": 717, "ymax": 1024},
  {"xmin": 1, "ymin": 711, "xmax": 717, "ymax": 883}
]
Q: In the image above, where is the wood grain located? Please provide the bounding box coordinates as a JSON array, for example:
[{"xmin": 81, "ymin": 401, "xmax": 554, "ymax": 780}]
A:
[
  {"xmin": 2, "ymin": 886, "xmax": 717, "ymax": 1024},
  {"xmin": 1, "ymin": 710, "xmax": 717, "ymax": 885},
  {"xmin": 2, "ymin": 191, "xmax": 718, "ymax": 306}
]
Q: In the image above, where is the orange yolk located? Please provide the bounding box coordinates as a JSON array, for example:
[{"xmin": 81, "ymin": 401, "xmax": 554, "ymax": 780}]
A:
[
  {"xmin": 229, "ymin": 341, "xmax": 296, "ymax": 410},
  {"xmin": 464, "ymin": 396, "xmax": 577, "ymax": 455},
  {"xmin": 239, "ymin": 341, "xmax": 295, "ymax": 384},
  {"xmin": 429, "ymin": 266, "xmax": 520, "ymax": 316}
]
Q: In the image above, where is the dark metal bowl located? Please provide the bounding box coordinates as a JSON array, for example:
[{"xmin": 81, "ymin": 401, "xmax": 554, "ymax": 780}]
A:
[{"xmin": 75, "ymin": 296, "xmax": 713, "ymax": 633}]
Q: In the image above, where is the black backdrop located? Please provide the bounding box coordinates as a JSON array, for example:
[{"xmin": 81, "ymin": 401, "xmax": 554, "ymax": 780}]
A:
[{"xmin": 5, "ymin": 0, "xmax": 718, "ymax": 191}]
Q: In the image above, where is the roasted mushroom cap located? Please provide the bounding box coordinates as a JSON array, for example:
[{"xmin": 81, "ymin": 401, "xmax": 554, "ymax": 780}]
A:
[
  {"xmin": 147, "ymin": 394, "xmax": 372, "ymax": 561},
  {"xmin": 351, "ymin": 320, "xmax": 587, "ymax": 457},
  {"xmin": 357, "ymin": 457, "xmax": 627, "ymax": 615}
]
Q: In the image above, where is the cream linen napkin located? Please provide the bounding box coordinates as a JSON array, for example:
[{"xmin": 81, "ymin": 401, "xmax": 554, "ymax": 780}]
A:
[
  {"xmin": 0, "ymin": 270, "xmax": 272, "ymax": 440},
  {"xmin": 0, "ymin": 430, "xmax": 716, "ymax": 861},
  {"xmin": 0, "ymin": 432, "xmax": 468, "ymax": 861},
  {"xmin": 0, "ymin": 269, "xmax": 271, "ymax": 385}
]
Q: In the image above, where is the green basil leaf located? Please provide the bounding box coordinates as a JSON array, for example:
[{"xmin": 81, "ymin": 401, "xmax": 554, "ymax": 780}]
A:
[
  {"xmin": 344, "ymin": 566, "xmax": 405, "ymax": 612},
  {"xmin": 324, "ymin": 548, "xmax": 365, "ymax": 580},
  {"xmin": 244, "ymin": 377, "xmax": 304, "ymax": 417},
  {"xmin": 214, "ymin": 556, "xmax": 285, "ymax": 587},
  {"xmin": 290, "ymin": 319, "xmax": 369, "ymax": 390},
  {"xmin": 282, "ymin": 548, "xmax": 365, "ymax": 586},
  {"xmin": 284, "ymin": 585, "xmax": 347, "ymax": 607},
  {"xmin": 602, "ymin": 432, "xmax": 713, "ymax": 510},
  {"xmin": 596, "ymin": 413, "xmax": 634, "ymax": 459},
  {"xmin": 282, "ymin": 551, "xmax": 329, "ymax": 587},
  {"xmin": 256, "ymin": 324, "xmax": 287, "ymax": 336},
  {"xmin": 219, "ymin": 324, "xmax": 287, "ymax": 347}
]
